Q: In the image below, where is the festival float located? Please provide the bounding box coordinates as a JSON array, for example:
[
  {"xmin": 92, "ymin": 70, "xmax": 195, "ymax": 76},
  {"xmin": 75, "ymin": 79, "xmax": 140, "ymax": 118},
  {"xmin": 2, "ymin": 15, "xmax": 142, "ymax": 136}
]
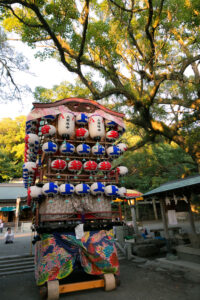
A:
[{"xmin": 23, "ymin": 98, "xmax": 128, "ymax": 299}]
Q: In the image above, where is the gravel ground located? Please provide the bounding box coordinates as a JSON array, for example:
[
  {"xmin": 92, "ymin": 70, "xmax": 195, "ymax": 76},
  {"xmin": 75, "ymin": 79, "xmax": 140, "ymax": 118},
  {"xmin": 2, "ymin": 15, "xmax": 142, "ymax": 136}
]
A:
[
  {"xmin": 0, "ymin": 223, "xmax": 199, "ymax": 300},
  {"xmin": 0, "ymin": 259, "xmax": 199, "ymax": 300}
]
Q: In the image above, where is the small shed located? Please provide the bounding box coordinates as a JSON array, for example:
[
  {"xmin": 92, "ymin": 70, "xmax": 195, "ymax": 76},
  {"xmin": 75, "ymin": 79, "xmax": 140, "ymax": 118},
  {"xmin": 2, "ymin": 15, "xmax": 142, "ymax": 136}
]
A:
[
  {"xmin": 142, "ymin": 175, "xmax": 200, "ymax": 248},
  {"xmin": 0, "ymin": 183, "xmax": 30, "ymax": 227}
]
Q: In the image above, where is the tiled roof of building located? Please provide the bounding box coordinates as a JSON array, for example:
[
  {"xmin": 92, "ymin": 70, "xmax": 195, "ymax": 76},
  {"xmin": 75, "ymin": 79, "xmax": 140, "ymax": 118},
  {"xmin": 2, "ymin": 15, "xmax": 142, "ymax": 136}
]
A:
[
  {"xmin": 143, "ymin": 174, "xmax": 200, "ymax": 197},
  {"xmin": 0, "ymin": 183, "xmax": 27, "ymax": 200}
]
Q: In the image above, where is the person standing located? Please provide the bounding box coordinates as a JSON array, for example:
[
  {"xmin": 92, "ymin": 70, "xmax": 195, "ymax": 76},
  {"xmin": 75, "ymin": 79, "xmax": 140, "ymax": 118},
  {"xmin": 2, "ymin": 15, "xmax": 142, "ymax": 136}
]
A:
[
  {"xmin": 4, "ymin": 227, "xmax": 14, "ymax": 244},
  {"xmin": 0, "ymin": 219, "xmax": 4, "ymax": 233}
]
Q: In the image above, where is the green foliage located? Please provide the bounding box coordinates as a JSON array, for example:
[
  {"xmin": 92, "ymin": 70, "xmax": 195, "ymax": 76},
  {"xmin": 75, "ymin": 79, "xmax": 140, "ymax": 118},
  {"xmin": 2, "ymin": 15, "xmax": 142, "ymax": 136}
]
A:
[
  {"xmin": 0, "ymin": 116, "xmax": 25, "ymax": 182},
  {"xmin": 34, "ymin": 78, "xmax": 92, "ymax": 102},
  {"xmin": 115, "ymin": 143, "xmax": 197, "ymax": 193},
  {"xmin": 0, "ymin": 0, "xmax": 200, "ymax": 168}
]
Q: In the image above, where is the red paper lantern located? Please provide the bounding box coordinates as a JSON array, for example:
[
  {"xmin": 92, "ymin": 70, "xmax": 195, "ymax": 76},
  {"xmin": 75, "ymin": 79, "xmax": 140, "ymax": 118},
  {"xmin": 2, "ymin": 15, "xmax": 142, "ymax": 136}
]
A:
[
  {"xmin": 83, "ymin": 161, "xmax": 98, "ymax": 172},
  {"xmin": 68, "ymin": 160, "xmax": 82, "ymax": 172},
  {"xmin": 106, "ymin": 130, "xmax": 119, "ymax": 141},
  {"xmin": 98, "ymin": 161, "xmax": 112, "ymax": 172},
  {"xmin": 51, "ymin": 159, "xmax": 67, "ymax": 171},
  {"xmin": 76, "ymin": 128, "xmax": 89, "ymax": 139}
]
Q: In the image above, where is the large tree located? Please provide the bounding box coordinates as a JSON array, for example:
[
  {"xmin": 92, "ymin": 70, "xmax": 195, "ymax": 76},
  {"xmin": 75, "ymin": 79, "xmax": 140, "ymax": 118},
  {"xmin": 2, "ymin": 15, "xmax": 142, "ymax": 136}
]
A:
[
  {"xmin": 0, "ymin": 0, "xmax": 200, "ymax": 168},
  {"xmin": 0, "ymin": 26, "xmax": 29, "ymax": 101},
  {"xmin": 0, "ymin": 116, "xmax": 25, "ymax": 181}
]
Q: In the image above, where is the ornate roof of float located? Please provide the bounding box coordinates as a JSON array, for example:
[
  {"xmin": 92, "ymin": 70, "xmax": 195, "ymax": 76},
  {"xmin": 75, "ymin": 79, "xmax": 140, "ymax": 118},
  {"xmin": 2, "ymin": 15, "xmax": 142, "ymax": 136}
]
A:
[
  {"xmin": 31, "ymin": 97, "xmax": 124, "ymax": 117},
  {"xmin": 143, "ymin": 175, "xmax": 200, "ymax": 198}
]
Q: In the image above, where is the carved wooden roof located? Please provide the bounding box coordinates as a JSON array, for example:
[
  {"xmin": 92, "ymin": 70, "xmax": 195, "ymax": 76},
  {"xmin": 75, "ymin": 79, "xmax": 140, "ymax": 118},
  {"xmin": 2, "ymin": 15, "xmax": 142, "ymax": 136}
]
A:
[{"xmin": 33, "ymin": 98, "xmax": 125, "ymax": 118}]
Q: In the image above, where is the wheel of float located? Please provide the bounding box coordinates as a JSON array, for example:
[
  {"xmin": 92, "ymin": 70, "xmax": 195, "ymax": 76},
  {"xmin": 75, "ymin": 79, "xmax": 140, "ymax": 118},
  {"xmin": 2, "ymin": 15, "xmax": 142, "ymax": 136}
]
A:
[
  {"xmin": 39, "ymin": 285, "xmax": 47, "ymax": 300},
  {"xmin": 115, "ymin": 275, "xmax": 121, "ymax": 287},
  {"xmin": 47, "ymin": 280, "xmax": 59, "ymax": 300},
  {"xmin": 103, "ymin": 273, "xmax": 116, "ymax": 291}
]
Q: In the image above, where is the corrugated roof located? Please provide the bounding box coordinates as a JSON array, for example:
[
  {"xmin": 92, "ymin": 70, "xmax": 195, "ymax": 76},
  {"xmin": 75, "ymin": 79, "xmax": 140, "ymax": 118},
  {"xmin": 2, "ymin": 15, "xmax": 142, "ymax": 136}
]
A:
[
  {"xmin": 143, "ymin": 175, "xmax": 200, "ymax": 197},
  {"xmin": 0, "ymin": 184, "xmax": 27, "ymax": 200}
]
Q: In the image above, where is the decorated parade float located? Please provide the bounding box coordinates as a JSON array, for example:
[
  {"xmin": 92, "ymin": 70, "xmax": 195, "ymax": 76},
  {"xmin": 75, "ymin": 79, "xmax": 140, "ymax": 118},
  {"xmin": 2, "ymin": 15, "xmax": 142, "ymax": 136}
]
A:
[{"xmin": 23, "ymin": 98, "xmax": 128, "ymax": 299}]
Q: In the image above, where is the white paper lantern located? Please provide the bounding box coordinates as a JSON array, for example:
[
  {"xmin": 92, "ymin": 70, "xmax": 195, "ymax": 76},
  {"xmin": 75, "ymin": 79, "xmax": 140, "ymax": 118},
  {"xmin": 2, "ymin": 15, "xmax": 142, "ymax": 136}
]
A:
[
  {"xmin": 76, "ymin": 128, "xmax": 89, "ymax": 140},
  {"xmin": 25, "ymin": 133, "xmax": 39, "ymax": 147},
  {"xmin": 68, "ymin": 160, "xmax": 82, "ymax": 172},
  {"xmin": 41, "ymin": 124, "xmax": 56, "ymax": 137},
  {"xmin": 76, "ymin": 144, "xmax": 91, "ymax": 155},
  {"xmin": 83, "ymin": 161, "xmax": 98, "ymax": 172},
  {"xmin": 89, "ymin": 115, "xmax": 105, "ymax": 141},
  {"xmin": 23, "ymin": 162, "xmax": 37, "ymax": 173},
  {"xmin": 42, "ymin": 141, "xmax": 58, "ymax": 154},
  {"xmin": 116, "ymin": 166, "xmax": 128, "ymax": 176},
  {"xmin": 92, "ymin": 144, "xmax": 105, "ymax": 156},
  {"xmin": 60, "ymin": 143, "xmax": 75, "ymax": 155},
  {"xmin": 75, "ymin": 183, "xmax": 90, "ymax": 195},
  {"xmin": 58, "ymin": 112, "xmax": 75, "ymax": 138},
  {"xmin": 90, "ymin": 182, "xmax": 105, "ymax": 195},
  {"xmin": 42, "ymin": 182, "xmax": 59, "ymax": 195},
  {"xmin": 59, "ymin": 184, "xmax": 74, "ymax": 195},
  {"xmin": 118, "ymin": 187, "xmax": 127, "ymax": 197},
  {"xmin": 106, "ymin": 146, "xmax": 121, "ymax": 157},
  {"xmin": 98, "ymin": 161, "xmax": 112, "ymax": 172},
  {"xmin": 105, "ymin": 185, "xmax": 119, "ymax": 196},
  {"xmin": 51, "ymin": 159, "xmax": 67, "ymax": 171},
  {"xmin": 28, "ymin": 186, "xmax": 43, "ymax": 199},
  {"xmin": 105, "ymin": 120, "xmax": 117, "ymax": 128},
  {"xmin": 76, "ymin": 113, "xmax": 88, "ymax": 125},
  {"xmin": 106, "ymin": 130, "xmax": 119, "ymax": 141},
  {"xmin": 117, "ymin": 143, "xmax": 128, "ymax": 152}
]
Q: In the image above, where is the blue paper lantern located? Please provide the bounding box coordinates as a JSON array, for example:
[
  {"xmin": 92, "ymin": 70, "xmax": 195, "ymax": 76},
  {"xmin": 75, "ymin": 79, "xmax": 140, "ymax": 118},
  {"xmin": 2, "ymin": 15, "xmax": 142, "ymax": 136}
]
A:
[
  {"xmin": 76, "ymin": 144, "xmax": 91, "ymax": 155},
  {"xmin": 92, "ymin": 144, "xmax": 105, "ymax": 156},
  {"xmin": 76, "ymin": 113, "xmax": 88, "ymax": 125},
  {"xmin": 105, "ymin": 185, "xmax": 119, "ymax": 196},
  {"xmin": 90, "ymin": 182, "xmax": 105, "ymax": 195},
  {"xmin": 105, "ymin": 120, "xmax": 117, "ymax": 128},
  {"xmin": 42, "ymin": 182, "xmax": 58, "ymax": 195},
  {"xmin": 42, "ymin": 141, "xmax": 58, "ymax": 154},
  {"xmin": 59, "ymin": 184, "xmax": 74, "ymax": 195},
  {"xmin": 60, "ymin": 142, "xmax": 75, "ymax": 155},
  {"xmin": 75, "ymin": 183, "xmax": 90, "ymax": 195},
  {"xmin": 106, "ymin": 146, "xmax": 121, "ymax": 157},
  {"xmin": 43, "ymin": 115, "xmax": 56, "ymax": 121}
]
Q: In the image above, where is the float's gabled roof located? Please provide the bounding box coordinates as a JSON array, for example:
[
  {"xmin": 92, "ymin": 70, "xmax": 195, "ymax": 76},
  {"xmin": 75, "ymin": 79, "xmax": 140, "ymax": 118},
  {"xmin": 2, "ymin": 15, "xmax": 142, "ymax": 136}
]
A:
[{"xmin": 33, "ymin": 97, "xmax": 125, "ymax": 118}]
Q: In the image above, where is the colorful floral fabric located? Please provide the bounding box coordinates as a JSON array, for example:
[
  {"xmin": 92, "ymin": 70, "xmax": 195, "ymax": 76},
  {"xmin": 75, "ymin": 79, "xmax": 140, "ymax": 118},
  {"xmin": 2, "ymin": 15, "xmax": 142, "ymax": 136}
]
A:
[{"xmin": 35, "ymin": 229, "xmax": 119, "ymax": 286}]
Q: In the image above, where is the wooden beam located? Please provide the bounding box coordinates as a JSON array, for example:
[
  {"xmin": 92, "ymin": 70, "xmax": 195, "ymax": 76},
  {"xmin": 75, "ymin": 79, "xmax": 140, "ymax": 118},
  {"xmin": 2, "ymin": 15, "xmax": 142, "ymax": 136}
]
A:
[
  {"xmin": 160, "ymin": 198, "xmax": 169, "ymax": 239},
  {"xmin": 187, "ymin": 195, "xmax": 197, "ymax": 235},
  {"xmin": 59, "ymin": 279, "xmax": 104, "ymax": 294},
  {"xmin": 152, "ymin": 197, "xmax": 158, "ymax": 220}
]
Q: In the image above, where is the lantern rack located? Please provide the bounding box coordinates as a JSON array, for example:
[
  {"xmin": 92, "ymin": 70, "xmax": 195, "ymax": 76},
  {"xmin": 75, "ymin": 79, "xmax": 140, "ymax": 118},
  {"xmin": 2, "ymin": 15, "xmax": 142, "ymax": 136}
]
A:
[
  {"xmin": 55, "ymin": 138, "xmax": 115, "ymax": 146},
  {"xmin": 37, "ymin": 209, "xmax": 122, "ymax": 224},
  {"xmin": 42, "ymin": 172, "xmax": 119, "ymax": 184}
]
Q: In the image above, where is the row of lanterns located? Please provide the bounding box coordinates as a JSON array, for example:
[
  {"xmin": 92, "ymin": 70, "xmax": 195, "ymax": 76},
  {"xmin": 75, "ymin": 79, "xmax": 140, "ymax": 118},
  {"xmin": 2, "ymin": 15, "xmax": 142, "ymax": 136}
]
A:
[
  {"xmin": 23, "ymin": 160, "xmax": 128, "ymax": 175},
  {"xmin": 26, "ymin": 113, "xmax": 125, "ymax": 141},
  {"xmin": 42, "ymin": 141, "xmax": 127, "ymax": 156},
  {"xmin": 28, "ymin": 182, "xmax": 127, "ymax": 199},
  {"xmin": 26, "ymin": 112, "xmax": 125, "ymax": 133}
]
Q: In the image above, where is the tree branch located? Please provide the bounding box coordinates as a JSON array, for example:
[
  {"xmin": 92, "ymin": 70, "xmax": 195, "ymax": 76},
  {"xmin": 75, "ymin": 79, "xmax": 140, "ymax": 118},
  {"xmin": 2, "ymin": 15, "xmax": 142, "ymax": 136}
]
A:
[{"xmin": 77, "ymin": 0, "xmax": 89, "ymax": 65}]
